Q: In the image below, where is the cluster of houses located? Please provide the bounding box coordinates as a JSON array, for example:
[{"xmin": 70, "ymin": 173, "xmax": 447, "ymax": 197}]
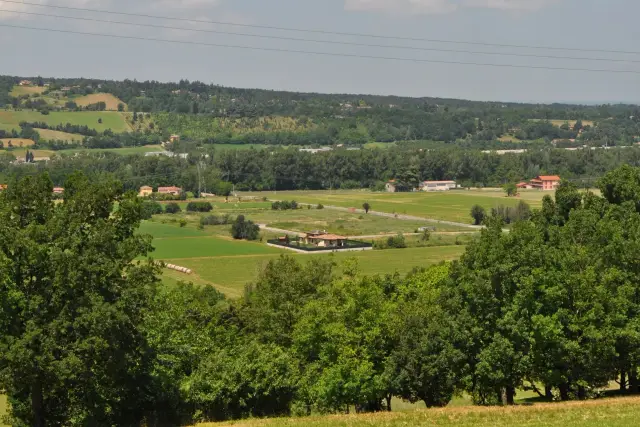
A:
[{"xmin": 138, "ymin": 186, "xmax": 183, "ymax": 197}]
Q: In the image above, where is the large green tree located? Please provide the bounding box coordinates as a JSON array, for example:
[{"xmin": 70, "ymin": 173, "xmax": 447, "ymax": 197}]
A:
[{"xmin": 0, "ymin": 173, "xmax": 160, "ymax": 426}]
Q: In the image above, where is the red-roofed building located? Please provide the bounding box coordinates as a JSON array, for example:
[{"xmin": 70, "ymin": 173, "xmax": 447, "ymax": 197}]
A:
[
  {"xmin": 0, "ymin": 184, "xmax": 7, "ymax": 191},
  {"xmin": 516, "ymin": 182, "xmax": 533, "ymax": 189},
  {"xmin": 303, "ymin": 232, "xmax": 347, "ymax": 248},
  {"xmin": 158, "ymin": 186, "xmax": 182, "ymax": 196},
  {"xmin": 530, "ymin": 175, "xmax": 561, "ymax": 191},
  {"xmin": 53, "ymin": 187, "xmax": 64, "ymax": 194}
]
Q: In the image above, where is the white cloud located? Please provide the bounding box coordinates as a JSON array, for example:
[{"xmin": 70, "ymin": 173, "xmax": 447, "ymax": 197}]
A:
[
  {"xmin": 344, "ymin": 0, "xmax": 560, "ymax": 15},
  {"xmin": 464, "ymin": 0, "xmax": 557, "ymax": 11},
  {"xmin": 344, "ymin": 0, "xmax": 458, "ymax": 15}
]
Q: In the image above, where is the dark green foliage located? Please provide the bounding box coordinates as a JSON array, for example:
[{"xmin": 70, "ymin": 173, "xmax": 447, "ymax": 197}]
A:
[
  {"xmin": 491, "ymin": 201, "xmax": 532, "ymax": 224},
  {"xmin": 374, "ymin": 233, "xmax": 407, "ymax": 250},
  {"xmin": 271, "ymin": 200, "xmax": 298, "ymax": 210},
  {"xmin": 471, "ymin": 204, "xmax": 486, "ymax": 225},
  {"xmin": 504, "ymin": 183, "xmax": 517, "ymax": 197},
  {"xmin": 0, "ymin": 172, "xmax": 159, "ymax": 426},
  {"xmin": 142, "ymin": 200, "xmax": 163, "ymax": 219},
  {"xmin": 164, "ymin": 202, "xmax": 181, "ymax": 214},
  {"xmin": 200, "ymin": 214, "xmax": 231, "ymax": 226},
  {"xmin": 186, "ymin": 201, "xmax": 213, "ymax": 212},
  {"xmin": 363, "ymin": 202, "xmax": 371, "ymax": 213},
  {"xmin": 230, "ymin": 215, "xmax": 259, "ymax": 240}
]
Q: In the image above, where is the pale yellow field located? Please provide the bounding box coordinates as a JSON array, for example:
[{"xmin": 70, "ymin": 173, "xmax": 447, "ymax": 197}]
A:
[
  {"xmin": 4, "ymin": 149, "xmax": 55, "ymax": 159},
  {"xmin": 10, "ymin": 85, "xmax": 46, "ymax": 96},
  {"xmin": 37, "ymin": 129, "xmax": 84, "ymax": 142},
  {"xmin": 531, "ymin": 119, "xmax": 596, "ymax": 127},
  {"xmin": 74, "ymin": 93, "xmax": 126, "ymax": 111},
  {"xmin": 0, "ymin": 138, "xmax": 35, "ymax": 147}
]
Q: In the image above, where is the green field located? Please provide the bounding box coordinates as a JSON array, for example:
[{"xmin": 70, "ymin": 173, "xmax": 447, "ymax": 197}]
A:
[
  {"xmin": 167, "ymin": 246, "xmax": 465, "ymax": 298},
  {"xmin": 196, "ymin": 397, "xmax": 640, "ymax": 427},
  {"xmin": 244, "ymin": 190, "xmax": 547, "ymax": 223},
  {"xmin": 59, "ymin": 145, "xmax": 167, "ymax": 156},
  {"xmin": 0, "ymin": 110, "xmax": 131, "ymax": 133},
  {"xmin": 9, "ymin": 85, "xmax": 46, "ymax": 97},
  {"xmin": 37, "ymin": 128, "xmax": 84, "ymax": 142}
]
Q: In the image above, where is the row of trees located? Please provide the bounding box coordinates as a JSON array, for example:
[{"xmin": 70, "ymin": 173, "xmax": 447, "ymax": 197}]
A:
[
  {"xmin": 5, "ymin": 144, "xmax": 640, "ymax": 195},
  {"xmin": 3, "ymin": 167, "xmax": 640, "ymax": 426}
]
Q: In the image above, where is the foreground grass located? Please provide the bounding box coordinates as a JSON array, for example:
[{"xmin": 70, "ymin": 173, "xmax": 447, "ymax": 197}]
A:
[
  {"xmin": 198, "ymin": 397, "xmax": 640, "ymax": 427},
  {"xmin": 0, "ymin": 394, "xmax": 6, "ymax": 427}
]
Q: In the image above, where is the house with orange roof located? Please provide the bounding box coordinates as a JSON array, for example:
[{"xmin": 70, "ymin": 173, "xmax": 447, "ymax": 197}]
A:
[
  {"xmin": 529, "ymin": 175, "xmax": 561, "ymax": 191},
  {"xmin": 302, "ymin": 231, "xmax": 347, "ymax": 248}
]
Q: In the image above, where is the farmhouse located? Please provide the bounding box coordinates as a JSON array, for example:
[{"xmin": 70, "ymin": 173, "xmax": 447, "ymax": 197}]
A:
[
  {"xmin": 302, "ymin": 232, "xmax": 347, "ymax": 248},
  {"xmin": 420, "ymin": 181, "xmax": 457, "ymax": 192},
  {"xmin": 169, "ymin": 135, "xmax": 180, "ymax": 143},
  {"xmin": 517, "ymin": 182, "xmax": 533, "ymax": 190},
  {"xmin": 158, "ymin": 186, "xmax": 182, "ymax": 196},
  {"xmin": 385, "ymin": 180, "xmax": 397, "ymax": 193},
  {"xmin": 53, "ymin": 187, "xmax": 64, "ymax": 194},
  {"xmin": 530, "ymin": 175, "xmax": 561, "ymax": 191},
  {"xmin": 0, "ymin": 184, "xmax": 6, "ymax": 191},
  {"xmin": 18, "ymin": 80, "xmax": 32, "ymax": 86},
  {"xmin": 139, "ymin": 186, "xmax": 153, "ymax": 197}
]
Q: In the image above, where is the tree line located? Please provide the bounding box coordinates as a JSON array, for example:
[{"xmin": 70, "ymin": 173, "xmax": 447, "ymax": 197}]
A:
[
  {"xmin": 3, "ymin": 167, "xmax": 640, "ymax": 426},
  {"xmin": 4, "ymin": 145, "xmax": 640, "ymax": 194}
]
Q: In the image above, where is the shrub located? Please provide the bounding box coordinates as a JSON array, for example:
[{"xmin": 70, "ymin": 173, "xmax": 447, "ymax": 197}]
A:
[
  {"xmin": 271, "ymin": 200, "xmax": 298, "ymax": 211},
  {"xmin": 317, "ymin": 204, "xmax": 324, "ymax": 210},
  {"xmin": 186, "ymin": 201, "xmax": 213, "ymax": 213},
  {"xmin": 231, "ymin": 215, "xmax": 260, "ymax": 241},
  {"xmin": 164, "ymin": 202, "xmax": 181, "ymax": 214},
  {"xmin": 470, "ymin": 205, "xmax": 486, "ymax": 226},
  {"xmin": 179, "ymin": 219, "xmax": 187, "ymax": 228},
  {"xmin": 200, "ymin": 214, "xmax": 231, "ymax": 226},
  {"xmin": 374, "ymin": 233, "xmax": 407, "ymax": 250},
  {"xmin": 141, "ymin": 200, "xmax": 163, "ymax": 219},
  {"xmin": 491, "ymin": 201, "xmax": 531, "ymax": 224}
]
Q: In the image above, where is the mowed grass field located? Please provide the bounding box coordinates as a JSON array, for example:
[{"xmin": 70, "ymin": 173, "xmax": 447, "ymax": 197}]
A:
[
  {"xmin": 10, "ymin": 85, "xmax": 46, "ymax": 96},
  {"xmin": 0, "ymin": 110, "xmax": 131, "ymax": 133},
  {"xmin": 166, "ymin": 246, "xmax": 465, "ymax": 298},
  {"xmin": 197, "ymin": 397, "xmax": 640, "ymax": 427},
  {"xmin": 73, "ymin": 93, "xmax": 126, "ymax": 111},
  {"xmin": 245, "ymin": 190, "xmax": 548, "ymax": 223},
  {"xmin": 37, "ymin": 129, "xmax": 84, "ymax": 142},
  {"xmin": 0, "ymin": 138, "xmax": 35, "ymax": 147},
  {"xmin": 60, "ymin": 145, "xmax": 167, "ymax": 156}
]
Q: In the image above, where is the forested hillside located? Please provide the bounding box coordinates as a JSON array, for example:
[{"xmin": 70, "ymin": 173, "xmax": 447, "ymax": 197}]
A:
[{"xmin": 2, "ymin": 75, "xmax": 640, "ymax": 147}]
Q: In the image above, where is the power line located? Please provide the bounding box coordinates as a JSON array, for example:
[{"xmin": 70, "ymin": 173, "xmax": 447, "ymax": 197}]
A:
[
  {"xmin": 5, "ymin": 0, "xmax": 640, "ymax": 56},
  {"xmin": 2, "ymin": 23, "xmax": 640, "ymax": 75},
  {"xmin": 2, "ymin": 8, "xmax": 640, "ymax": 65}
]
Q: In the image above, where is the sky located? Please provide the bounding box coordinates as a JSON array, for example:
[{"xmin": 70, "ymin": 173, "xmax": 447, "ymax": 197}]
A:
[{"xmin": 0, "ymin": 0, "xmax": 639, "ymax": 104}]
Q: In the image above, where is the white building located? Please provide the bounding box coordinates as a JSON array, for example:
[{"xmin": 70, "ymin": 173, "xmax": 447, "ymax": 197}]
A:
[{"xmin": 420, "ymin": 181, "xmax": 457, "ymax": 192}]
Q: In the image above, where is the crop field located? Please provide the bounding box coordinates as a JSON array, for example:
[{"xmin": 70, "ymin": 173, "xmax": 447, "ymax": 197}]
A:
[
  {"xmin": 1, "ymin": 148, "xmax": 55, "ymax": 159},
  {"xmin": 0, "ymin": 110, "xmax": 131, "ymax": 133},
  {"xmin": 60, "ymin": 145, "xmax": 166, "ymax": 156},
  {"xmin": 72, "ymin": 93, "xmax": 126, "ymax": 111},
  {"xmin": 166, "ymin": 246, "xmax": 465, "ymax": 298},
  {"xmin": 0, "ymin": 394, "xmax": 6, "ymax": 427},
  {"xmin": 0, "ymin": 138, "xmax": 35, "ymax": 147},
  {"xmin": 37, "ymin": 129, "xmax": 84, "ymax": 142},
  {"xmin": 197, "ymin": 397, "xmax": 640, "ymax": 427},
  {"xmin": 243, "ymin": 190, "xmax": 547, "ymax": 223},
  {"xmin": 10, "ymin": 85, "xmax": 47, "ymax": 96},
  {"xmin": 246, "ymin": 208, "xmax": 470, "ymax": 235}
]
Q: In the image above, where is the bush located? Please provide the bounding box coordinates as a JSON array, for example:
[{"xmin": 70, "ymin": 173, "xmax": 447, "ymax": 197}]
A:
[
  {"xmin": 317, "ymin": 204, "xmax": 324, "ymax": 210},
  {"xmin": 200, "ymin": 214, "xmax": 232, "ymax": 226},
  {"xmin": 179, "ymin": 219, "xmax": 187, "ymax": 228},
  {"xmin": 186, "ymin": 201, "xmax": 213, "ymax": 213},
  {"xmin": 141, "ymin": 200, "xmax": 163, "ymax": 219},
  {"xmin": 164, "ymin": 202, "xmax": 181, "ymax": 214},
  {"xmin": 231, "ymin": 215, "xmax": 260, "ymax": 241},
  {"xmin": 491, "ymin": 201, "xmax": 531, "ymax": 224},
  {"xmin": 470, "ymin": 205, "xmax": 486, "ymax": 226},
  {"xmin": 271, "ymin": 200, "xmax": 298, "ymax": 211},
  {"xmin": 374, "ymin": 233, "xmax": 407, "ymax": 250}
]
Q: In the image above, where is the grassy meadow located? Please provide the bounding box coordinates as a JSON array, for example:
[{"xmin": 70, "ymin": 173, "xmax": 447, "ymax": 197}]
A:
[
  {"xmin": 0, "ymin": 110, "xmax": 131, "ymax": 133},
  {"xmin": 36, "ymin": 129, "xmax": 84, "ymax": 142},
  {"xmin": 0, "ymin": 394, "xmax": 6, "ymax": 427},
  {"xmin": 244, "ymin": 189, "xmax": 547, "ymax": 223},
  {"xmin": 9, "ymin": 85, "xmax": 46, "ymax": 97},
  {"xmin": 60, "ymin": 145, "xmax": 167, "ymax": 156},
  {"xmin": 197, "ymin": 397, "xmax": 640, "ymax": 427},
  {"xmin": 0, "ymin": 138, "xmax": 35, "ymax": 147},
  {"xmin": 72, "ymin": 93, "xmax": 126, "ymax": 111}
]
